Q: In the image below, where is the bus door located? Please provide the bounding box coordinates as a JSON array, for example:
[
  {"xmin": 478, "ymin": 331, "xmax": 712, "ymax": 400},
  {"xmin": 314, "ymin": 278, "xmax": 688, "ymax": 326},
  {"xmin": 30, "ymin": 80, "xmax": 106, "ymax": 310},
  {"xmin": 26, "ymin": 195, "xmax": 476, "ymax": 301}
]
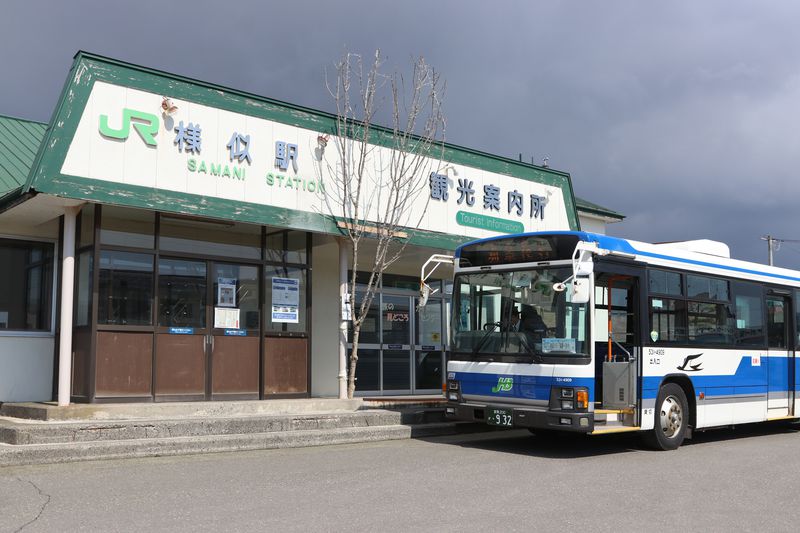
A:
[
  {"xmin": 766, "ymin": 293, "xmax": 793, "ymax": 416},
  {"xmin": 593, "ymin": 265, "xmax": 644, "ymax": 420}
]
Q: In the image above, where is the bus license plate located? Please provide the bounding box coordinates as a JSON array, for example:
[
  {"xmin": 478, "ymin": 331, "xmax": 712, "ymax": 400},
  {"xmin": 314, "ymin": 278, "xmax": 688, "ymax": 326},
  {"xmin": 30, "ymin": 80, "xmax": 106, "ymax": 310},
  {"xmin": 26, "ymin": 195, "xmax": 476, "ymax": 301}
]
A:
[{"xmin": 487, "ymin": 408, "xmax": 513, "ymax": 427}]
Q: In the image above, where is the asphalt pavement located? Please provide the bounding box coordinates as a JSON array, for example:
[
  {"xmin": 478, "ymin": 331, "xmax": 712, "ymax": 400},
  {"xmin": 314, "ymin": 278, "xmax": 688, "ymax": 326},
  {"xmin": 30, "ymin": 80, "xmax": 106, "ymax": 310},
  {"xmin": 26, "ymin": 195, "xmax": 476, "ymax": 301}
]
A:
[{"xmin": 1, "ymin": 422, "xmax": 799, "ymax": 532}]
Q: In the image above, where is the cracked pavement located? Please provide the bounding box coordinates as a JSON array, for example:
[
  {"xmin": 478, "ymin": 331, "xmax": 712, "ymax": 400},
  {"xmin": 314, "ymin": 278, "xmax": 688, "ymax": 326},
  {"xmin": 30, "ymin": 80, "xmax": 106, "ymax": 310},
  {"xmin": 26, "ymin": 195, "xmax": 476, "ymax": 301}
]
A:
[
  {"xmin": 1, "ymin": 477, "xmax": 50, "ymax": 533},
  {"xmin": 1, "ymin": 425, "xmax": 799, "ymax": 532}
]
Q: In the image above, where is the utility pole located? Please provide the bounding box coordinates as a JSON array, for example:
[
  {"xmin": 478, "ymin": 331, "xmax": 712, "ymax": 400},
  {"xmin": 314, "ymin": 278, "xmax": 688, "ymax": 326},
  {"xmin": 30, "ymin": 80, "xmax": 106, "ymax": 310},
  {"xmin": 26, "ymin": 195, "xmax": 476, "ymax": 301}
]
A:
[
  {"xmin": 760, "ymin": 235, "xmax": 800, "ymax": 266},
  {"xmin": 762, "ymin": 235, "xmax": 776, "ymax": 266}
]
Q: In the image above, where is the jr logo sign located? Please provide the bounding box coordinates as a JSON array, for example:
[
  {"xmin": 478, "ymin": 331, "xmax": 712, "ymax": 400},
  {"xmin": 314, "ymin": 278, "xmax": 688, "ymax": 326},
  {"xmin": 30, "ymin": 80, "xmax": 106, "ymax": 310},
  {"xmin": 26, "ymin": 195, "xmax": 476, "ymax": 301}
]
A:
[
  {"xmin": 491, "ymin": 377, "xmax": 513, "ymax": 393},
  {"xmin": 99, "ymin": 108, "xmax": 159, "ymax": 146}
]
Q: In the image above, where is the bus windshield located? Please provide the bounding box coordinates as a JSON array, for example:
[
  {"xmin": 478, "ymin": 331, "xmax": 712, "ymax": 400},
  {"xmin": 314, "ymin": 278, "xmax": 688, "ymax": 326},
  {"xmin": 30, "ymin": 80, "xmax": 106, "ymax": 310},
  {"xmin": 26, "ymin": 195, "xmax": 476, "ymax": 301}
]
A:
[{"xmin": 451, "ymin": 267, "xmax": 589, "ymax": 362}]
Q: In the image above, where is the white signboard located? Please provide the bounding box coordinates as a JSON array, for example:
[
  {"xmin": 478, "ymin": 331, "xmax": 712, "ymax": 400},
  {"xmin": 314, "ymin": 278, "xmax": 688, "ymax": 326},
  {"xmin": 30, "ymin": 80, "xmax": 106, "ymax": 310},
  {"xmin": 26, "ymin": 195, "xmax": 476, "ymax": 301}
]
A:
[
  {"xmin": 60, "ymin": 82, "xmax": 572, "ymax": 240},
  {"xmin": 214, "ymin": 307, "xmax": 240, "ymax": 329},
  {"xmin": 272, "ymin": 277, "xmax": 299, "ymax": 323}
]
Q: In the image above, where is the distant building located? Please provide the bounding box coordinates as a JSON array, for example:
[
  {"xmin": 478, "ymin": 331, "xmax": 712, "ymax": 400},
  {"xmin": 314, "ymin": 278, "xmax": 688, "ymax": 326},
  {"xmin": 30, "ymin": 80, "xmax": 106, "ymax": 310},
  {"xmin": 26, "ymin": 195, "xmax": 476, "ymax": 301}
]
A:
[{"xmin": 575, "ymin": 197, "xmax": 625, "ymax": 234}]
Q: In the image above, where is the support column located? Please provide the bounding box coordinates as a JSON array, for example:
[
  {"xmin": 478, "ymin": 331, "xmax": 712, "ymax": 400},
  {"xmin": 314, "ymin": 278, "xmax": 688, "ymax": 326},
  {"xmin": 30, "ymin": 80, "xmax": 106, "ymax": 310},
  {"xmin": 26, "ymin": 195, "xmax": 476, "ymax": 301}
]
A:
[
  {"xmin": 338, "ymin": 238, "xmax": 349, "ymax": 399},
  {"xmin": 57, "ymin": 206, "xmax": 80, "ymax": 406}
]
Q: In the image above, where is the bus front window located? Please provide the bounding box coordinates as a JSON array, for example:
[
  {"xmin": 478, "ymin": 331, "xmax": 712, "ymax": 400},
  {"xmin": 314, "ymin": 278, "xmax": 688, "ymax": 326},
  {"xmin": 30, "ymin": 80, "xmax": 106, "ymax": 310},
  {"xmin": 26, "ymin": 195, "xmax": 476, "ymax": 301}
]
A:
[{"xmin": 451, "ymin": 268, "xmax": 589, "ymax": 361}]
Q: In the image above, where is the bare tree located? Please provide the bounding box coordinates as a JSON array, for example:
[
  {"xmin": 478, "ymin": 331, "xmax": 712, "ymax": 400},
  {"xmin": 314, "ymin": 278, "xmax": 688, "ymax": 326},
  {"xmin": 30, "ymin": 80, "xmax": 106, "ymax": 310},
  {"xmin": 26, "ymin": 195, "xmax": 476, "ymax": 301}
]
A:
[{"xmin": 317, "ymin": 50, "xmax": 446, "ymax": 399}]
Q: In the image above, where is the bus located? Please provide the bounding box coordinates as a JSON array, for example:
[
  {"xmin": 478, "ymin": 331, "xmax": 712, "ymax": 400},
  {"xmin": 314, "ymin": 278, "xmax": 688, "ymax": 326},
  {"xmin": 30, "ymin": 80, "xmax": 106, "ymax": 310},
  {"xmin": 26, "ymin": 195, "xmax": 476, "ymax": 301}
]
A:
[{"xmin": 437, "ymin": 231, "xmax": 799, "ymax": 450}]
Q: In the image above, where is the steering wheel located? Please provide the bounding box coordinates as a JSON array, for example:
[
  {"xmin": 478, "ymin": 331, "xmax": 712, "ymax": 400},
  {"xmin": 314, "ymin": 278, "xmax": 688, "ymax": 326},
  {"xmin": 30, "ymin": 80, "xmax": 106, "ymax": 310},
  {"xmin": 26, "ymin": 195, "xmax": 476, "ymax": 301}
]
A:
[{"xmin": 483, "ymin": 322, "xmax": 501, "ymax": 331}]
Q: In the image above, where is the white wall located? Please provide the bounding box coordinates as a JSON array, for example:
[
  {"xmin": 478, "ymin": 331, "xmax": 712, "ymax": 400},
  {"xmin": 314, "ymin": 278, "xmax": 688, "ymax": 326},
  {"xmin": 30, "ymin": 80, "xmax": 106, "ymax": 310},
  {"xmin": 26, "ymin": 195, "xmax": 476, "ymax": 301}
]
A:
[
  {"xmin": 0, "ymin": 336, "xmax": 54, "ymax": 402},
  {"xmin": 310, "ymin": 234, "xmax": 342, "ymax": 397},
  {"xmin": 579, "ymin": 213, "xmax": 610, "ymax": 235}
]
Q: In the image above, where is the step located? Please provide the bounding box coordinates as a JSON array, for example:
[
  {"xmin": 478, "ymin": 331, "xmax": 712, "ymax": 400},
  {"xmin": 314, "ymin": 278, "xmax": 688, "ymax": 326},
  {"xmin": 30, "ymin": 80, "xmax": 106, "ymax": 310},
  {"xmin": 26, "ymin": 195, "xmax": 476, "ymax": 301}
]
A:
[
  {"xmin": 594, "ymin": 408, "xmax": 635, "ymax": 415},
  {"xmin": 590, "ymin": 426, "xmax": 641, "ymax": 435},
  {"xmin": 0, "ymin": 408, "xmax": 446, "ymax": 445},
  {"xmin": 0, "ymin": 422, "xmax": 460, "ymax": 467},
  {"xmin": 0, "ymin": 398, "xmax": 363, "ymax": 422}
]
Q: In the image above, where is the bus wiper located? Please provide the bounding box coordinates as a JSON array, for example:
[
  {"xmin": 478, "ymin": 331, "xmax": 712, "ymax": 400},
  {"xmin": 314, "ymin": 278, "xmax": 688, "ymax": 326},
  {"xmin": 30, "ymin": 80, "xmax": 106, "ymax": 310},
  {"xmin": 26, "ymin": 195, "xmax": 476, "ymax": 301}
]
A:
[
  {"xmin": 515, "ymin": 333, "xmax": 543, "ymax": 363},
  {"xmin": 472, "ymin": 322, "xmax": 500, "ymax": 354}
]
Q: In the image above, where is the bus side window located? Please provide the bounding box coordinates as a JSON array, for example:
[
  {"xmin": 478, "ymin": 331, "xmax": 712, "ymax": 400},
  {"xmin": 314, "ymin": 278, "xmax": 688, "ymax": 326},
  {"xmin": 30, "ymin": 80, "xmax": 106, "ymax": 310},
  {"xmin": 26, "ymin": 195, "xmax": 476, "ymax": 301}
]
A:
[{"xmin": 649, "ymin": 297, "xmax": 687, "ymax": 344}]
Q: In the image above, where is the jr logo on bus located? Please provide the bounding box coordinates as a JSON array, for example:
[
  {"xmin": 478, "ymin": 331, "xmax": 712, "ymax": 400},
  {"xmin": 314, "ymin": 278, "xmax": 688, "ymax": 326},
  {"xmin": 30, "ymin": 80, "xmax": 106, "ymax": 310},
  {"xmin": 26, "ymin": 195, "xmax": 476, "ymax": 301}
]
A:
[{"xmin": 492, "ymin": 377, "xmax": 513, "ymax": 393}]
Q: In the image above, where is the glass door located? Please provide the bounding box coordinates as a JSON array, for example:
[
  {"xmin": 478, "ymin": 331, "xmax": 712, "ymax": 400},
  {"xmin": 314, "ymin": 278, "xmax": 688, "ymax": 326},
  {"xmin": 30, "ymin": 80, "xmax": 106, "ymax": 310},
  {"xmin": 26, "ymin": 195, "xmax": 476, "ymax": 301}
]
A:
[
  {"xmin": 154, "ymin": 257, "xmax": 209, "ymax": 400},
  {"xmin": 351, "ymin": 292, "xmax": 446, "ymax": 395},
  {"xmin": 381, "ymin": 295, "xmax": 412, "ymax": 393},
  {"xmin": 766, "ymin": 295, "xmax": 792, "ymax": 415},
  {"xmin": 210, "ymin": 263, "xmax": 260, "ymax": 399},
  {"xmin": 415, "ymin": 298, "xmax": 445, "ymax": 393}
]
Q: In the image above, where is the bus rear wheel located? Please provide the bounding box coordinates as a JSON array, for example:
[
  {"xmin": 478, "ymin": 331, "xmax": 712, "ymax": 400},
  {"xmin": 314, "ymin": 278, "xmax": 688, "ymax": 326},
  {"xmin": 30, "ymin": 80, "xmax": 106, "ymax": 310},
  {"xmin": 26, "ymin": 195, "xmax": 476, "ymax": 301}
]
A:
[{"xmin": 644, "ymin": 383, "xmax": 688, "ymax": 450}]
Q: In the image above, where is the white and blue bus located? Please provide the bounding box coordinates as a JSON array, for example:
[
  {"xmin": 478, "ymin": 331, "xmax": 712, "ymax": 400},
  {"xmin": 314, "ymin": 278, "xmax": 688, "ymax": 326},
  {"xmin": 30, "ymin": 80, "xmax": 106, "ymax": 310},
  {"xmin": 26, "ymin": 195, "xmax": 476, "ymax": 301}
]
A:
[{"xmin": 441, "ymin": 231, "xmax": 799, "ymax": 449}]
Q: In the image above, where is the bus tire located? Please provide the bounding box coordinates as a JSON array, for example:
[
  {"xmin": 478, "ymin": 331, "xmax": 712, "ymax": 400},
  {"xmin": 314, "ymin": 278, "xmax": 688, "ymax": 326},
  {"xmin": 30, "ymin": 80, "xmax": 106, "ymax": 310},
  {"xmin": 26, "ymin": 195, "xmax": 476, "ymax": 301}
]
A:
[{"xmin": 645, "ymin": 383, "xmax": 688, "ymax": 450}]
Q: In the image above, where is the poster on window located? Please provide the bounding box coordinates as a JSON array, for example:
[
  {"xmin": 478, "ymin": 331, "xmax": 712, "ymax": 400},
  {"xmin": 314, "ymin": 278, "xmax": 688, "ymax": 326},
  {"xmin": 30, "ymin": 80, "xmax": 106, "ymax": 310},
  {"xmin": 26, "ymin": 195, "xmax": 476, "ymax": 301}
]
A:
[
  {"xmin": 272, "ymin": 277, "xmax": 299, "ymax": 323},
  {"xmin": 214, "ymin": 307, "xmax": 240, "ymax": 329},
  {"xmin": 217, "ymin": 278, "xmax": 237, "ymax": 308}
]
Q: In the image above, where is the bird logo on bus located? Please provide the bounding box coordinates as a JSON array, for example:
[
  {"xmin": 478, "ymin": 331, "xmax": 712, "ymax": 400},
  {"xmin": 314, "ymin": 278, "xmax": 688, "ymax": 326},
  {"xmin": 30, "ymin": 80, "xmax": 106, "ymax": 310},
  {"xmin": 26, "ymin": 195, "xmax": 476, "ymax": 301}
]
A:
[{"xmin": 677, "ymin": 353, "xmax": 703, "ymax": 372}]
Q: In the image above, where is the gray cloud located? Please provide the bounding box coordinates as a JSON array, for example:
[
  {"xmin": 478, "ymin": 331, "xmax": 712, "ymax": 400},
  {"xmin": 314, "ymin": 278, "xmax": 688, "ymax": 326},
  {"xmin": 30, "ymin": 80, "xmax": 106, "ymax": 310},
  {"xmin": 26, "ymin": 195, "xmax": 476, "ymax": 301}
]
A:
[{"xmin": 2, "ymin": 0, "xmax": 798, "ymax": 267}]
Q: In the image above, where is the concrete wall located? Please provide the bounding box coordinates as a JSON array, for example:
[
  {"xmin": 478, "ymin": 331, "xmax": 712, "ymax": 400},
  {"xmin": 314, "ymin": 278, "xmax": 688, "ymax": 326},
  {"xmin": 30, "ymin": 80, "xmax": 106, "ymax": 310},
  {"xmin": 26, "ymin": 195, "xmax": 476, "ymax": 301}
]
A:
[
  {"xmin": 0, "ymin": 336, "xmax": 54, "ymax": 402},
  {"xmin": 310, "ymin": 234, "xmax": 341, "ymax": 397}
]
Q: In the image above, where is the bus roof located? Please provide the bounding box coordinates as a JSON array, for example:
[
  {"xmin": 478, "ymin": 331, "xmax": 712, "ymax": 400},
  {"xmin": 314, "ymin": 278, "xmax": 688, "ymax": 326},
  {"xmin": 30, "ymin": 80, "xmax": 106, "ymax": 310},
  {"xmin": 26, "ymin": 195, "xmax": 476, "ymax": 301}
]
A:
[{"xmin": 454, "ymin": 231, "xmax": 800, "ymax": 287}]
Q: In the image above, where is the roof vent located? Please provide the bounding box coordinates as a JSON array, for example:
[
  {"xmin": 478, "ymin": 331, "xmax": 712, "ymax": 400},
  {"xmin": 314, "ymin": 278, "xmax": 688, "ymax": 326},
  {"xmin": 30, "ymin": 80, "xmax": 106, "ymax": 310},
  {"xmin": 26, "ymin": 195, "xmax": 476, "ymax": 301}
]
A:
[{"xmin": 653, "ymin": 239, "xmax": 730, "ymax": 258}]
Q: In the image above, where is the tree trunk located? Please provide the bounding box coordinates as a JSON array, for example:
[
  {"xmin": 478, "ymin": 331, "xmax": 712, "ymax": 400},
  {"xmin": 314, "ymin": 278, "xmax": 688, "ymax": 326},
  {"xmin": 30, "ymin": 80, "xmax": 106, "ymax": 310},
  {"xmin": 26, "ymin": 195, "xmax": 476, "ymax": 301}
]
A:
[{"xmin": 347, "ymin": 327, "xmax": 361, "ymax": 399}]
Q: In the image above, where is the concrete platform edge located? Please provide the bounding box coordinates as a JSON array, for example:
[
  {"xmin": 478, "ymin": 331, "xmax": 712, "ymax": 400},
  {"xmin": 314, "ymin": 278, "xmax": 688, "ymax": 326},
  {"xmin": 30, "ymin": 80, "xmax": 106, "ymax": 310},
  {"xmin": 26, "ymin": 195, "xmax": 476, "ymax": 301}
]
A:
[{"xmin": 0, "ymin": 422, "xmax": 462, "ymax": 467}]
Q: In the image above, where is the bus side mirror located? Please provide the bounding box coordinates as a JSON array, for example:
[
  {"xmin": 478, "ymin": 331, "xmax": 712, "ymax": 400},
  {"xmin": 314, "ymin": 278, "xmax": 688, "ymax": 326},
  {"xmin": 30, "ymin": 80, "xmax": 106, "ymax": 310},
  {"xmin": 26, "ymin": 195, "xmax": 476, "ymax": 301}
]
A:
[
  {"xmin": 574, "ymin": 259, "xmax": 593, "ymax": 276},
  {"xmin": 569, "ymin": 277, "xmax": 590, "ymax": 304}
]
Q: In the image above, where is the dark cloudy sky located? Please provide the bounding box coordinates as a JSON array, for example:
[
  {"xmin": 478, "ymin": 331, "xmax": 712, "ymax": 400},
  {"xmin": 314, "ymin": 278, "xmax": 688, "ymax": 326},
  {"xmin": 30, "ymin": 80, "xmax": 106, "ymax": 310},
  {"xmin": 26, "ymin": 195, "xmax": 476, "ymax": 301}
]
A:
[{"xmin": 2, "ymin": 1, "xmax": 799, "ymax": 268}]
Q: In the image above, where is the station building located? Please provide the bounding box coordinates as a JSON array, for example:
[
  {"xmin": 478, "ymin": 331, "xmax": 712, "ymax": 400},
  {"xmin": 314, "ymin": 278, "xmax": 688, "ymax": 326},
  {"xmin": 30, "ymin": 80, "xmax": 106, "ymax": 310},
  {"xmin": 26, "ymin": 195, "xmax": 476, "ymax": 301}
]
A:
[{"xmin": 0, "ymin": 52, "xmax": 623, "ymax": 404}]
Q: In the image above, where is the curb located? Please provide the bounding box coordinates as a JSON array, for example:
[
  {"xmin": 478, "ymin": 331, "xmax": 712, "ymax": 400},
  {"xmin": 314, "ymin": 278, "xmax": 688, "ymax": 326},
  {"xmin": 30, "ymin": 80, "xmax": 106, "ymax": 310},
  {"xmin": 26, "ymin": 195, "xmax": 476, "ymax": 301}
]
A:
[{"xmin": 0, "ymin": 422, "xmax": 460, "ymax": 467}]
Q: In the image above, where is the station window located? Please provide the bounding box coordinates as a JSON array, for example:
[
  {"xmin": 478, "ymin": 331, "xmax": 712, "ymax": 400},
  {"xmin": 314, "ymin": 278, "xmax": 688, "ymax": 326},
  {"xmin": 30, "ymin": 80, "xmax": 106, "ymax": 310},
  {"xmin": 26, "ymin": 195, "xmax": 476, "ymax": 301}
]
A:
[
  {"xmin": 100, "ymin": 206, "xmax": 155, "ymax": 249},
  {"xmin": 0, "ymin": 238, "xmax": 54, "ymax": 331},
  {"xmin": 157, "ymin": 258, "xmax": 207, "ymax": 328},
  {"xmin": 263, "ymin": 265, "xmax": 307, "ymax": 333},
  {"xmin": 98, "ymin": 250, "xmax": 154, "ymax": 325},
  {"xmin": 159, "ymin": 216, "xmax": 261, "ymax": 260}
]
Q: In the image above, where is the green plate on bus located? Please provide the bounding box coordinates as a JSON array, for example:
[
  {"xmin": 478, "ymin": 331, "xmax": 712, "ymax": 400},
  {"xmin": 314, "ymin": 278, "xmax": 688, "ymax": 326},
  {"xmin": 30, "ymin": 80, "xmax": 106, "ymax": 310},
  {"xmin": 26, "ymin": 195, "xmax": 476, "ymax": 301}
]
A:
[{"xmin": 487, "ymin": 408, "xmax": 513, "ymax": 427}]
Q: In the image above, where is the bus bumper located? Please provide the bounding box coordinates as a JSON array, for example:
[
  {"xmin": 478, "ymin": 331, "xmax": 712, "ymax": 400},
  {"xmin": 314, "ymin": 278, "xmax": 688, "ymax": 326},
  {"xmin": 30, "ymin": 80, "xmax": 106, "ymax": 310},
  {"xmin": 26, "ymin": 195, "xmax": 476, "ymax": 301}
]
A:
[{"xmin": 445, "ymin": 402, "xmax": 594, "ymax": 433}]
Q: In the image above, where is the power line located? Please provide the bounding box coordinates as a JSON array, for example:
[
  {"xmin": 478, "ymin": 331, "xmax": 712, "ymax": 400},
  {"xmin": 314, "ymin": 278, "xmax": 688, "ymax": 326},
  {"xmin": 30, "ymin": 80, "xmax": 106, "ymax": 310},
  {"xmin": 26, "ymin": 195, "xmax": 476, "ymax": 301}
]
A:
[{"xmin": 761, "ymin": 235, "xmax": 800, "ymax": 266}]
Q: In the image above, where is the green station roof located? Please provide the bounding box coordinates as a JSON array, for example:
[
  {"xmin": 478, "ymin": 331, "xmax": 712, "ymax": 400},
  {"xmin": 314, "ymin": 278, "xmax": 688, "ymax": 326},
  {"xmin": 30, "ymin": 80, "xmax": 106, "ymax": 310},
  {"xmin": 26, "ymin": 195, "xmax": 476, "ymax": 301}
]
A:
[
  {"xmin": 574, "ymin": 196, "xmax": 625, "ymax": 220},
  {"xmin": 0, "ymin": 114, "xmax": 47, "ymax": 200}
]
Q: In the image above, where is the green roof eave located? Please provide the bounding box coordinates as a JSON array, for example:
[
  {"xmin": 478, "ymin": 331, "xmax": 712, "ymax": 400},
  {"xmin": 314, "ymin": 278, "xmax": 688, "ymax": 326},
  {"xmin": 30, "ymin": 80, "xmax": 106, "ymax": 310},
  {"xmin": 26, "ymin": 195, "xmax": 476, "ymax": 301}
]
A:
[
  {"xmin": 0, "ymin": 186, "xmax": 35, "ymax": 214},
  {"xmin": 575, "ymin": 196, "xmax": 625, "ymax": 220}
]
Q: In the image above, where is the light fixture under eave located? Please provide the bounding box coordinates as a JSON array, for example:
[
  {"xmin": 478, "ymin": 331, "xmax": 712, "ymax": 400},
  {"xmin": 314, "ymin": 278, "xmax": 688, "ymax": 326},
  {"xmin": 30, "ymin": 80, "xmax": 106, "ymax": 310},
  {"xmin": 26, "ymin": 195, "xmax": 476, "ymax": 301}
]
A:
[
  {"xmin": 315, "ymin": 134, "xmax": 330, "ymax": 161},
  {"xmin": 161, "ymin": 97, "xmax": 179, "ymax": 116}
]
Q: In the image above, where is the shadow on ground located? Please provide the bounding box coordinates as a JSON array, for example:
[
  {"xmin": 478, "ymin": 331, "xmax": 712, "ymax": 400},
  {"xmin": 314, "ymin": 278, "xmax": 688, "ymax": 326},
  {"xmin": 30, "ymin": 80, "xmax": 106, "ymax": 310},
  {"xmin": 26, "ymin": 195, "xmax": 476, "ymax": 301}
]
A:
[{"xmin": 421, "ymin": 420, "xmax": 800, "ymax": 459}]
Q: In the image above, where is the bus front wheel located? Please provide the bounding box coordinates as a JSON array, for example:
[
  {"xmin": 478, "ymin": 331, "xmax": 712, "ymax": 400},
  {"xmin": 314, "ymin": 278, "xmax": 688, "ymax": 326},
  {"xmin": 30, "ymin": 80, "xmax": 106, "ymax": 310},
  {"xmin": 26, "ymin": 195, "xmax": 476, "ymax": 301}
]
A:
[{"xmin": 645, "ymin": 383, "xmax": 688, "ymax": 450}]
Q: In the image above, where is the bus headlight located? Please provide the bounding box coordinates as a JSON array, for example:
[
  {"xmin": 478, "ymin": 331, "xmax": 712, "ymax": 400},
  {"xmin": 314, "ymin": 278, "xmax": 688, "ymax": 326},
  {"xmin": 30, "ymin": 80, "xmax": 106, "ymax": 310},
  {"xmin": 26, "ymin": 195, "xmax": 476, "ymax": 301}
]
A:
[
  {"xmin": 561, "ymin": 399, "xmax": 574, "ymax": 410},
  {"xmin": 447, "ymin": 380, "xmax": 461, "ymax": 402}
]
